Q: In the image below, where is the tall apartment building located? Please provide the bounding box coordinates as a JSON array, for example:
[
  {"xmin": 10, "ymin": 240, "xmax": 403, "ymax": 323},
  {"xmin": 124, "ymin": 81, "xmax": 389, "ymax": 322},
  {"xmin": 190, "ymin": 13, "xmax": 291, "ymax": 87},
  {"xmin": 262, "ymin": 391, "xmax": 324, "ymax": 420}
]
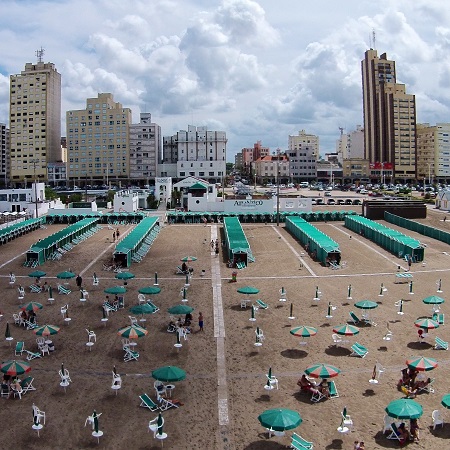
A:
[
  {"xmin": 287, "ymin": 130, "xmax": 319, "ymax": 181},
  {"xmin": 254, "ymin": 153, "xmax": 289, "ymax": 184},
  {"xmin": 417, "ymin": 123, "xmax": 450, "ymax": 183},
  {"xmin": 0, "ymin": 123, "xmax": 9, "ymax": 187},
  {"xmin": 162, "ymin": 125, "xmax": 227, "ymax": 183},
  {"xmin": 240, "ymin": 141, "xmax": 270, "ymax": 175},
  {"xmin": 9, "ymin": 55, "xmax": 61, "ymax": 185},
  {"xmin": 129, "ymin": 113, "xmax": 161, "ymax": 184},
  {"xmin": 66, "ymin": 93, "xmax": 131, "ymax": 185},
  {"xmin": 362, "ymin": 49, "xmax": 416, "ymax": 181}
]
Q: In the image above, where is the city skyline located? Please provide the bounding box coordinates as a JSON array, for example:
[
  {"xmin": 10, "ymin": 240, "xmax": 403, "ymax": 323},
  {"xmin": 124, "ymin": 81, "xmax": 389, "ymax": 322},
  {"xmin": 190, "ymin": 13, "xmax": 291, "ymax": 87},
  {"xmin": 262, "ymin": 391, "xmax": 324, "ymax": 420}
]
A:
[{"xmin": 1, "ymin": 0, "xmax": 450, "ymax": 160}]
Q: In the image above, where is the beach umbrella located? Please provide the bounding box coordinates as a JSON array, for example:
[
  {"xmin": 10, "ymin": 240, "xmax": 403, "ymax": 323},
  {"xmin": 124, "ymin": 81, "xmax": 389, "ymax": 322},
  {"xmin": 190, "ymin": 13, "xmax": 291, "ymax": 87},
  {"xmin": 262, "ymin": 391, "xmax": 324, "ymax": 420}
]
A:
[
  {"xmin": 33, "ymin": 324, "xmax": 60, "ymax": 336},
  {"xmin": 28, "ymin": 270, "xmax": 46, "ymax": 278},
  {"xmin": 115, "ymin": 272, "xmax": 135, "ymax": 280},
  {"xmin": 152, "ymin": 365, "xmax": 186, "ymax": 382},
  {"xmin": 180, "ymin": 256, "xmax": 197, "ymax": 262},
  {"xmin": 104, "ymin": 286, "xmax": 127, "ymax": 295},
  {"xmin": 0, "ymin": 360, "xmax": 31, "ymax": 376},
  {"xmin": 354, "ymin": 300, "xmax": 378, "ymax": 310},
  {"xmin": 237, "ymin": 286, "xmax": 259, "ymax": 295},
  {"xmin": 406, "ymin": 356, "xmax": 438, "ymax": 372},
  {"xmin": 129, "ymin": 304, "xmax": 157, "ymax": 315},
  {"xmin": 385, "ymin": 399, "xmax": 423, "ymax": 420},
  {"xmin": 441, "ymin": 394, "xmax": 450, "ymax": 409},
  {"xmin": 138, "ymin": 286, "xmax": 161, "ymax": 295},
  {"xmin": 20, "ymin": 302, "xmax": 43, "ymax": 312},
  {"xmin": 290, "ymin": 326, "xmax": 318, "ymax": 338},
  {"xmin": 333, "ymin": 324, "xmax": 360, "ymax": 336},
  {"xmin": 56, "ymin": 271, "xmax": 76, "ymax": 279},
  {"xmin": 305, "ymin": 363, "xmax": 341, "ymax": 379},
  {"xmin": 167, "ymin": 304, "xmax": 194, "ymax": 315},
  {"xmin": 258, "ymin": 408, "xmax": 302, "ymax": 432},
  {"xmin": 117, "ymin": 325, "xmax": 148, "ymax": 339},
  {"xmin": 422, "ymin": 295, "xmax": 445, "ymax": 305},
  {"xmin": 414, "ymin": 318, "xmax": 439, "ymax": 330}
]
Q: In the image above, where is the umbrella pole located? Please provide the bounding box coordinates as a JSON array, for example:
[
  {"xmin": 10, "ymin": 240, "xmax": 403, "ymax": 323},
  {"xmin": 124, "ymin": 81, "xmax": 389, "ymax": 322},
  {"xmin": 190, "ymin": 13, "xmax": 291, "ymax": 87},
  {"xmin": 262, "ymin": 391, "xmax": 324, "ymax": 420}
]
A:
[
  {"xmin": 409, "ymin": 280, "xmax": 414, "ymax": 295},
  {"xmin": 347, "ymin": 284, "xmax": 352, "ymax": 300},
  {"xmin": 154, "ymin": 272, "xmax": 158, "ymax": 286},
  {"xmin": 288, "ymin": 303, "xmax": 295, "ymax": 320}
]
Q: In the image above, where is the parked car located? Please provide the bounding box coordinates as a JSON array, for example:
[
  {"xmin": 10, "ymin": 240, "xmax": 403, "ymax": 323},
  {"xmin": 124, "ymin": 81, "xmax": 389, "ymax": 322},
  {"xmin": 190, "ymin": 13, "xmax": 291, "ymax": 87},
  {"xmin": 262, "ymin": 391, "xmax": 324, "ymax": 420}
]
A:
[
  {"xmin": 345, "ymin": 199, "xmax": 353, "ymax": 205},
  {"xmin": 337, "ymin": 199, "xmax": 345, "ymax": 205},
  {"xmin": 327, "ymin": 198, "xmax": 336, "ymax": 205},
  {"xmin": 352, "ymin": 199, "xmax": 362, "ymax": 205},
  {"xmin": 324, "ymin": 191, "xmax": 332, "ymax": 197}
]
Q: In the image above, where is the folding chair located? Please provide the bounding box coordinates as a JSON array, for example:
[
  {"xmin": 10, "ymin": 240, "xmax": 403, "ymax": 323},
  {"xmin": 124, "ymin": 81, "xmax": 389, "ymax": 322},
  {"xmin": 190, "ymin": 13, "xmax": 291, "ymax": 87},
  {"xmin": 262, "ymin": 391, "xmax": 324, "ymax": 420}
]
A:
[
  {"xmin": 157, "ymin": 395, "xmax": 179, "ymax": 411},
  {"xmin": 139, "ymin": 393, "xmax": 160, "ymax": 411},
  {"xmin": 29, "ymin": 284, "xmax": 42, "ymax": 293},
  {"xmin": 32, "ymin": 404, "xmax": 45, "ymax": 424},
  {"xmin": 15, "ymin": 341, "xmax": 25, "ymax": 356},
  {"xmin": 21, "ymin": 377, "xmax": 36, "ymax": 393},
  {"xmin": 129, "ymin": 316, "xmax": 138, "ymax": 326},
  {"xmin": 290, "ymin": 432, "xmax": 313, "ymax": 449},
  {"xmin": 255, "ymin": 328, "xmax": 265, "ymax": 342},
  {"xmin": 350, "ymin": 342, "xmax": 368, "ymax": 358},
  {"xmin": 255, "ymin": 299, "xmax": 269, "ymax": 310},
  {"xmin": 58, "ymin": 284, "xmax": 71, "ymax": 295},
  {"xmin": 435, "ymin": 336, "xmax": 449, "ymax": 350},
  {"xmin": 417, "ymin": 377, "xmax": 435, "ymax": 394},
  {"xmin": 386, "ymin": 423, "xmax": 402, "ymax": 441},
  {"xmin": 26, "ymin": 350, "xmax": 42, "ymax": 361},
  {"xmin": 266, "ymin": 372, "xmax": 279, "ymax": 390},
  {"xmin": 310, "ymin": 389, "xmax": 327, "ymax": 403},
  {"xmin": 348, "ymin": 311, "xmax": 360, "ymax": 324},
  {"xmin": 124, "ymin": 348, "xmax": 139, "ymax": 362}
]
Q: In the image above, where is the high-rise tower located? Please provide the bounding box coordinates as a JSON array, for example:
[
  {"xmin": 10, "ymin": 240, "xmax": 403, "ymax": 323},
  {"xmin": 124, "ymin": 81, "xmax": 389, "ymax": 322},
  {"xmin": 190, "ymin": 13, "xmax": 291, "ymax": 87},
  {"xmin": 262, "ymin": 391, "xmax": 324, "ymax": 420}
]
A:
[{"xmin": 9, "ymin": 49, "xmax": 62, "ymax": 185}]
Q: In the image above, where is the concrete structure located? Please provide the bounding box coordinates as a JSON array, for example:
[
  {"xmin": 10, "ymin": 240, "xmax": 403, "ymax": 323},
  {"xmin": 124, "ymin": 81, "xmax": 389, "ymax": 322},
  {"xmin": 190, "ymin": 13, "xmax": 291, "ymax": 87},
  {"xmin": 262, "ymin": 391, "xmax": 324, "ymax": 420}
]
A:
[
  {"xmin": 287, "ymin": 130, "xmax": 319, "ymax": 181},
  {"xmin": 362, "ymin": 49, "xmax": 416, "ymax": 182},
  {"xmin": 113, "ymin": 190, "xmax": 139, "ymax": 213},
  {"xmin": 129, "ymin": 113, "xmax": 161, "ymax": 184},
  {"xmin": 47, "ymin": 162, "xmax": 67, "ymax": 186},
  {"xmin": 155, "ymin": 177, "xmax": 172, "ymax": 205},
  {"xmin": 342, "ymin": 158, "xmax": 370, "ymax": 182},
  {"xmin": 436, "ymin": 189, "xmax": 450, "ymax": 211},
  {"xmin": 254, "ymin": 153, "xmax": 289, "ymax": 184},
  {"xmin": 234, "ymin": 152, "xmax": 243, "ymax": 171},
  {"xmin": 0, "ymin": 123, "xmax": 9, "ymax": 187},
  {"xmin": 240, "ymin": 141, "xmax": 270, "ymax": 177},
  {"xmin": 9, "ymin": 55, "xmax": 62, "ymax": 185},
  {"xmin": 0, "ymin": 182, "xmax": 47, "ymax": 217},
  {"xmin": 162, "ymin": 125, "xmax": 227, "ymax": 183},
  {"xmin": 66, "ymin": 93, "xmax": 131, "ymax": 186}
]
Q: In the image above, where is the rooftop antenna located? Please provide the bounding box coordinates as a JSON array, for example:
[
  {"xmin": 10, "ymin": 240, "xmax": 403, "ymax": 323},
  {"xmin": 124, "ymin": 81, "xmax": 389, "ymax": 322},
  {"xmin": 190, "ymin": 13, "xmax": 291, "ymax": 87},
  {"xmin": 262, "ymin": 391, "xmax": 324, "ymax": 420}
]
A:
[
  {"xmin": 339, "ymin": 127, "xmax": 344, "ymax": 136},
  {"xmin": 36, "ymin": 47, "xmax": 45, "ymax": 63},
  {"xmin": 372, "ymin": 29, "xmax": 376, "ymax": 50}
]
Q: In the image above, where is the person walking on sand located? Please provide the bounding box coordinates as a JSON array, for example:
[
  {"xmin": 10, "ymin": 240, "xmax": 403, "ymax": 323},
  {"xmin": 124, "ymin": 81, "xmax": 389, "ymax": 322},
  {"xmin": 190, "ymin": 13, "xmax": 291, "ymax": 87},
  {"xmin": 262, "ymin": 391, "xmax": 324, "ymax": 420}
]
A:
[
  {"xmin": 210, "ymin": 240, "xmax": 215, "ymax": 251},
  {"xmin": 76, "ymin": 274, "xmax": 82, "ymax": 288},
  {"xmin": 116, "ymin": 228, "xmax": 120, "ymax": 238},
  {"xmin": 198, "ymin": 312, "xmax": 204, "ymax": 332},
  {"xmin": 112, "ymin": 231, "xmax": 116, "ymax": 242}
]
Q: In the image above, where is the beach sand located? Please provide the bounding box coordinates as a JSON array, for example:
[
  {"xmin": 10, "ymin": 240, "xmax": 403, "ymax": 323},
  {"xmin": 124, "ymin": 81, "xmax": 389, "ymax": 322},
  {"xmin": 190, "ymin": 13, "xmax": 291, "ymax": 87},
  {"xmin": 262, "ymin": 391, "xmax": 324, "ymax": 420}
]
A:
[{"xmin": 0, "ymin": 206, "xmax": 449, "ymax": 449}]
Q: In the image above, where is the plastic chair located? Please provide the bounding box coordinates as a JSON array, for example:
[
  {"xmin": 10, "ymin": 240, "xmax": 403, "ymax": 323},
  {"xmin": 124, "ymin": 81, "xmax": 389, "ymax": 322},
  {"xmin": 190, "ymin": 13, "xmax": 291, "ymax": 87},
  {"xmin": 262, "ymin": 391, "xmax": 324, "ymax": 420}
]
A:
[{"xmin": 432, "ymin": 410, "xmax": 444, "ymax": 429}]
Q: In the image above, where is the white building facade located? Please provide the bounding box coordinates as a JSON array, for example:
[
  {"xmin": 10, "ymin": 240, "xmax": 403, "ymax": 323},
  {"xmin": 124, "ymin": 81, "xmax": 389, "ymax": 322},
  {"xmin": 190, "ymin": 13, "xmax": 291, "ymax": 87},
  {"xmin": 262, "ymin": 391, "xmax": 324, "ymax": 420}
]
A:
[{"xmin": 288, "ymin": 130, "xmax": 319, "ymax": 181}]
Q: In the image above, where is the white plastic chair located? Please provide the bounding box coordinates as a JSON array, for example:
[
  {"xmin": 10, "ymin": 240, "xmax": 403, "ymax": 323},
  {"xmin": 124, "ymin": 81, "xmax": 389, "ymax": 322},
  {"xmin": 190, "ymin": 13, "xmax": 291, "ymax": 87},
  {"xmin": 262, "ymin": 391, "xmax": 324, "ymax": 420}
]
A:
[
  {"xmin": 154, "ymin": 380, "xmax": 166, "ymax": 397},
  {"xmin": 33, "ymin": 404, "xmax": 46, "ymax": 424},
  {"xmin": 111, "ymin": 373, "xmax": 122, "ymax": 395},
  {"xmin": 148, "ymin": 415, "xmax": 164, "ymax": 437},
  {"xmin": 266, "ymin": 373, "xmax": 279, "ymax": 390},
  {"xmin": 138, "ymin": 294, "xmax": 147, "ymax": 305},
  {"xmin": 382, "ymin": 414, "xmax": 395, "ymax": 433},
  {"xmin": 86, "ymin": 329, "xmax": 96, "ymax": 343},
  {"xmin": 432, "ymin": 410, "xmax": 444, "ymax": 429},
  {"xmin": 129, "ymin": 316, "xmax": 138, "ymax": 326}
]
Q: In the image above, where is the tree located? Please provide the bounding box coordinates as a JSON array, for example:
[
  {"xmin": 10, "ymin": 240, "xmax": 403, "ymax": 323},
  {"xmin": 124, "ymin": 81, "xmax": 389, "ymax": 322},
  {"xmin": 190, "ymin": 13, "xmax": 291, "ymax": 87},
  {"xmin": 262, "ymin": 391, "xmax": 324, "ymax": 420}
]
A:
[
  {"xmin": 147, "ymin": 193, "xmax": 159, "ymax": 209},
  {"xmin": 226, "ymin": 163, "xmax": 234, "ymax": 174},
  {"xmin": 45, "ymin": 187, "xmax": 58, "ymax": 201}
]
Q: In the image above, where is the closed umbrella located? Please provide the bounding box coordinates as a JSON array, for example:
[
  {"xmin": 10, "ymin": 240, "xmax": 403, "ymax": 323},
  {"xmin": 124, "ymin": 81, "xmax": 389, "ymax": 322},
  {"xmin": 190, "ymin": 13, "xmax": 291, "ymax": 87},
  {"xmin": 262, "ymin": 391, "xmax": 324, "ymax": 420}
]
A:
[
  {"xmin": 93, "ymin": 410, "xmax": 99, "ymax": 434},
  {"xmin": 168, "ymin": 304, "xmax": 194, "ymax": 315},
  {"xmin": 104, "ymin": 286, "xmax": 127, "ymax": 295},
  {"xmin": 56, "ymin": 271, "xmax": 76, "ymax": 279},
  {"xmin": 152, "ymin": 366, "xmax": 186, "ymax": 382},
  {"xmin": 138, "ymin": 286, "xmax": 161, "ymax": 295},
  {"xmin": 333, "ymin": 324, "xmax": 360, "ymax": 336},
  {"xmin": 258, "ymin": 408, "xmax": 302, "ymax": 432},
  {"xmin": 5, "ymin": 322, "xmax": 11, "ymax": 341},
  {"xmin": 0, "ymin": 360, "xmax": 31, "ymax": 376},
  {"xmin": 406, "ymin": 356, "xmax": 438, "ymax": 372},
  {"xmin": 304, "ymin": 363, "xmax": 341, "ymax": 379},
  {"xmin": 385, "ymin": 399, "xmax": 423, "ymax": 419},
  {"xmin": 33, "ymin": 324, "xmax": 60, "ymax": 336},
  {"xmin": 117, "ymin": 325, "xmax": 148, "ymax": 339}
]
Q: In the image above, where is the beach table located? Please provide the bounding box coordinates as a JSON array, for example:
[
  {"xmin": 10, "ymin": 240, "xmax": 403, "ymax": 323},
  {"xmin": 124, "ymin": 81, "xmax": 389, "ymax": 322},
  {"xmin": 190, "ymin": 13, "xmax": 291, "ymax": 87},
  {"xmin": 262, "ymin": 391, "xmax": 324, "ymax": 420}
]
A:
[{"xmin": 395, "ymin": 273, "xmax": 413, "ymax": 284}]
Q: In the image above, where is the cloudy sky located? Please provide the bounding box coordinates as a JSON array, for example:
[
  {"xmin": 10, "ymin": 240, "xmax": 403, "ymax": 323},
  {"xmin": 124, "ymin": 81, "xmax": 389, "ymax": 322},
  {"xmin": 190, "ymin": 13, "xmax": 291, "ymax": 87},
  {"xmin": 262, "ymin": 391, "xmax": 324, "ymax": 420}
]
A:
[{"xmin": 1, "ymin": 0, "xmax": 450, "ymax": 160}]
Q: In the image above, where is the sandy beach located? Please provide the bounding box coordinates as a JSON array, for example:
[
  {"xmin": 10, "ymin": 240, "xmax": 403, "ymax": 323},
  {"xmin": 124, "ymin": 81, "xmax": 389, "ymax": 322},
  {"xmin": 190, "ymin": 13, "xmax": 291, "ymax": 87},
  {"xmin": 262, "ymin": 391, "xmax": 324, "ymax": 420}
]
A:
[{"xmin": 0, "ymin": 206, "xmax": 449, "ymax": 449}]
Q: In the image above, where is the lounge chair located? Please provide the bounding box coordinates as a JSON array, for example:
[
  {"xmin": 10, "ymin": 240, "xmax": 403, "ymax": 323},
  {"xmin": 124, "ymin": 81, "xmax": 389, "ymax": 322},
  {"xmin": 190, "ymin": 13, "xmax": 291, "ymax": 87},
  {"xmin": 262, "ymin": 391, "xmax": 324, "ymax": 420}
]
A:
[
  {"xmin": 157, "ymin": 394, "xmax": 179, "ymax": 411},
  {"xmin": 310, "ymin": 389, "xmax": 327, "ymax": 403},
  {"xmin": 417, "ymin": 377, "xmax": 435, "ymax": 394},
  {"xmin": 255, "ymin": 299, "xmax": 268, "ymax": 310},
  {"xmin": 147, "ymin": 301, "xmax": 160, "ymax": 312},
  {"xmin": 386, "ymin": 423, "xmax": 402, "ymax": 441},
  {"xmin": 348, "ymin": 311, "xmax": 360, "ymax": 325},
  {"xmin": 58, "ymin": 284, "xmax": 71, "ymax": 295},
  {"xmin": 290, "ymin": 432, "xmax": 313, "ymax": 449},
  {"xmin": 139, "ymin": 393, "xmax": 159, "ymax": 411},
  {"xmin": 26, "ymin": 350, "xmax": 42, "ymax": 361},
  {"xmin": 327, "ymin": 380, "xmax": 339, "ymax": 398},
  {"xmin": 124, "ymin": 348, "xmax": 139, "ymax": 362},
  {"xmin": 433, "ymin": 312, "xmax": 445, "ymax": 325},
  {"xmin": 29, "ymin": 284, "xmax": 42, "ymax": 293},
  {"xmin": 15, "ymin": 341, "xmax": 25, "ymax": 356},
  {"xmin": 103, "ymin": 302, "xmax": 118, "ymax": 314},
  {"xmin": 175, "ymin": 266, "xmax": 188, "ymax": 275},
  {"xmin": 21, "ymin": 376, "xmax": 36, "ymax": 393},
  {"xmin": 435, "ymin": 336, "xmax": 449, "ymax": 350},
  {"xmin": 350, "ymin": 342, "xmax": 368, "ymax": 358}
]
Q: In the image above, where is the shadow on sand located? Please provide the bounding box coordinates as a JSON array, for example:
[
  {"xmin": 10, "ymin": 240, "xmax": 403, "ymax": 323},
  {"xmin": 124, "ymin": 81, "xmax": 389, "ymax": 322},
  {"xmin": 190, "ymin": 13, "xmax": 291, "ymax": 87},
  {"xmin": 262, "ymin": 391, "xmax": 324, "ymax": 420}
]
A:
[
  {"xmin": 281, "ymin": 348, "xmax": 308, "ymax": 359},
  {"xmin": 243, "ymin": 440, "xmax": 286, "ymax": 450},
  {"xmin": 325, "ymin": 346, "xmax": 352, "ymax": 357}
]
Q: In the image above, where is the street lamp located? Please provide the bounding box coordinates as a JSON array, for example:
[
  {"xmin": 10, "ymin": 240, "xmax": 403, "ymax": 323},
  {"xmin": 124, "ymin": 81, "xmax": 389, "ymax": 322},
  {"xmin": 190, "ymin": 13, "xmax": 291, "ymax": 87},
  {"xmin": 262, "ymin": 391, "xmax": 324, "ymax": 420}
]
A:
[
  {"xmin": 274, "ymin": 149, "xmax": 281, "ymax": 227},
  {"xmin": 30, "ymin": 159, "xmax": 39, "ymax": 218},
  {"xmin": 427, "ymin": 163, "xmax": 433, "ymax": 186}
]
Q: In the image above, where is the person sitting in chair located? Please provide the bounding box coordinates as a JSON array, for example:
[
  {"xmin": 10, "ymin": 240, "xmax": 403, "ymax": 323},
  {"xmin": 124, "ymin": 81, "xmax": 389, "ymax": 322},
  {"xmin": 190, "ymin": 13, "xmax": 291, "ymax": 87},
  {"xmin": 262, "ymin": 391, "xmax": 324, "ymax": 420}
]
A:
[
  {"xmin": 184, "ymin": 312, "xmax": 193, "ymax": 326},
  {"xmin": 297, "ymin": 374, "xmax": 318, "ymax": 393},
  {"xmin": 181, "ymin": 262, "xmax": 188, "ymax": 273},
  {"xmin": 396, "ymin": 423, "xmax": 409, "ymax": 445}
]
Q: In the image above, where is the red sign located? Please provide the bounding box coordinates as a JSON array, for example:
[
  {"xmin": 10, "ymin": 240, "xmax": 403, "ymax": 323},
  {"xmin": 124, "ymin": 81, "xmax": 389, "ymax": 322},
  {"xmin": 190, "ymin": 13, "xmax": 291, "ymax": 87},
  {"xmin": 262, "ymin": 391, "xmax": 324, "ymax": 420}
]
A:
[{"xmin": 369, "ymin": 162, "xmax": 393, "ymax": 170}]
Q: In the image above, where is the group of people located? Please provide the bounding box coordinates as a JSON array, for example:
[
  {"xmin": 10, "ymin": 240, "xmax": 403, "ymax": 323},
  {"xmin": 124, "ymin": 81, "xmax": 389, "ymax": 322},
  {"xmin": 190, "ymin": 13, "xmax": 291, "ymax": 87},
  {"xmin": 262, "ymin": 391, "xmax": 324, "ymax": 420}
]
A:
[
  {"xmin": 20, "ymin": 308, "xmax": 36, "ymax": 324},
  {"xmin": 210, "ymin": 239, "xmax": 220, "ymax": 256},
  {"xmin": 112, "ymin": 228, "xmax": 120, "ymax": 242},
  {"xmin": 397, "ymin": 367, "xmax": 432, "ymax": 398},
  {"xmin": 1, "ymin": 374, "xmax": 22, "ymax": 398},
  {"xmin": 297, "ymin": 374, "xmax": 330, "ymax": 399},
  {"xmin": 393, "ymin": 420, "xmax": 420, "ymax": 444},
  {"xmin": 168, "ymin": 312, "xmax": 204, "ymax": 333}
]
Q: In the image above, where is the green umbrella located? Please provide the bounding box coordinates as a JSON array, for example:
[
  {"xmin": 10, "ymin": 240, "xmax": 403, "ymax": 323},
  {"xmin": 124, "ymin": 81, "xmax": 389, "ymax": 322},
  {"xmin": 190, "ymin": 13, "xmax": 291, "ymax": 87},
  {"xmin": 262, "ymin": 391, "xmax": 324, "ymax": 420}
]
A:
[
  {"xmin": 180, "ymin": 256, "xmax": 197, "ymax": 262},
  {"xmin": 33, "ymin": 324, "xmax": 61, "ymax": 336},
  {"xmin": 304, "ymin": 363, "xmax": 341, "ymax": 379},
  {"xmin": 354, "ymin": 300, "xmax": 378, "ymax": 309},
  {"xmin": 258, "ymin": 408, "xmax": 302, "ymax": 432},
  {"xmin": 385, "ymin": 398, "xmax": 423, "ymax": 419},
  {"xmin": 422, "ymin": 295, "xmax": 445, "ymax": 305},
  {"xmin": 332, "ymin": 324, "xmax": 360, "ymax": 336},
  {"xmin": 441, "ymin": 394, "xmax": 450, "ymax": 409},
  {"xmin": 168, "ymin": 304, "xmax": 194, "ymax": 315},
  {"xmin": 0, "ymin": 360, "xmax": 31, "ymax": 376},
  {"xmin": 56, "ymin": 271, "xmax": 76, "ymax": 279},
  {"xmin": 237, "ymin": 286, "xmax": 260, "ymax": 295},
  {"xmin": 406, "ymin": 356, "xmax": 438, "ymax": 372},
  {"xmin": 129, "ymin": 304, "xmax": 157, "ymax": 315},
  {"xmin": 414, "ymin": 318, "xmax": 439, "ymax": 330},
  {"xmin": 28, "ymin": 270, "xmax": 46, "ymax": 278},
  {"xmin": 104, "ymin": 286, "xmax": 127, "ymax": 295},
  {"xmin": 20, "ymin": 302, "xmax": 43, "ymax": 312},
  {"xmin": 115, "ymin": 272, "xmax": 135, "ymax": 280},
  {"xmin": 138, "ymin": 286, "xmax": 161, "ymax": 295},
  {"xmin": 117, "ymin": 325, "xmax": 148, "ymax": 339},
  {"xmin": 290, "ymin": 326, "xmax": 318, "ymax": 338},
  {"xmin": 152, "ymin": 365, "xmax": 186, "ymax": 382}
]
